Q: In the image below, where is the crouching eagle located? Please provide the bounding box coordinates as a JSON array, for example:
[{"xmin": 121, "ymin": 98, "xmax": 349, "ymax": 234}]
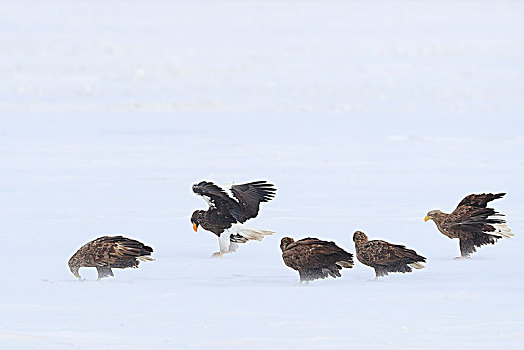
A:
[
  {"xmin": 280, "ymin": 237, "xmax": 354, "ymax": 284},
  {"xmin": 68, "ymin": 236, "xmax": 154, "ymax": 280},
  {"xmin": 353, "ymin": 231, "xmax": 426, "ymax": 279},
  {"xmin": 191, "ymin": 180, "xmax": 276, "ymax": 257},
  {"xmin": 425, "ymin": 193, "xmax": 513, "ymax": 258}
]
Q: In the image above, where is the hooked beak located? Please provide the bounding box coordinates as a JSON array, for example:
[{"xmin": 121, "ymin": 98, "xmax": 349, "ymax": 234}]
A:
[
  {"xmin": 424, "ymin": 216, "xmax": 431, "ymax": 222},
  {"xmin": 70, "ymin": 266, "xmax": 81, "ymax": 279},
  {"xmin": 193, "ymin": 222, "xmax": 198, "ymax": 232}
]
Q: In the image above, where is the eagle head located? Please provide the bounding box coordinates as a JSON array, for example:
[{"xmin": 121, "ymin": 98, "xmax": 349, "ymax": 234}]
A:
[
  {"xmin": 280, "ymin": 237, "xmax": 295, "ymax": 251},
  {"xmin": 191, "ymin": 210, "xmax": 205, "ymax": 232},
  {"xmin": 425, "ymin": 210, "xmax": 443, "ymax": 223},
  {"xmin": 68, "ymin": 255, "xmax": 81, "ymax": 279},
  {"xmin": 352, "ymin": 230, "xmax": 369, "ymax": 246}
]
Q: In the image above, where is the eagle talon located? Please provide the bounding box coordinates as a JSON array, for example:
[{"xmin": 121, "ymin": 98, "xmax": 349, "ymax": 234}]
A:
[
  {"xmin": 211, "ymin": 252, "xmax": 224, "ymax": 258},
  {"xmin": 454, "ymin": 256, "xmax": 470, "ymax": 260}
]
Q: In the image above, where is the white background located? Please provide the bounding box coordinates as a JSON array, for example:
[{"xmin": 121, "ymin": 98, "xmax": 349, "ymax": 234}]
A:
[{"xmin": 1, "ymin": 1, "xmax": 523, "ymax": 349}]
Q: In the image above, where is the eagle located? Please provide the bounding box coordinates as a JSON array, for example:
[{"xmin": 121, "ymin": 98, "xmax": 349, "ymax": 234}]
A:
[
  {"xmin": 425, "ymin": 193, "xmax": 513, "ymax": 258},
  {"xmin": 191, "ymin": 180, "xmax": 277, "ymax": 257},
  {"xmin": 353, "ymin": 231, "xmax": 426, "ymax": 279},
  {"xmin": 280, "ymin": 237, "xmax": 354, "ymax": 284},
  {"xmin": 68, "ymin": 236, "xmax": 154, "ymax": 280}
]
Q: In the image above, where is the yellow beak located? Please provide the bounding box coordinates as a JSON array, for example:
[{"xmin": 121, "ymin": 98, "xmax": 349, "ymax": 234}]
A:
[
  {"xmin": 193, "ymin": 223, "xmax": 198, "ymax": 232},
  {"xmin": 424, "ymin": 216, "xmax": 431, "ymax": 222}
]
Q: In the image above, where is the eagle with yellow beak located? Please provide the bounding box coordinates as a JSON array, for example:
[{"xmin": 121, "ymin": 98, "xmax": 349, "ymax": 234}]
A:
[
  {"xmin": 425, "ymin": 193, "xmax": 513, "ymax": 258},
  {"xmin": 191, "ymin": 180, "xmax": 276, "ymax": 257}
]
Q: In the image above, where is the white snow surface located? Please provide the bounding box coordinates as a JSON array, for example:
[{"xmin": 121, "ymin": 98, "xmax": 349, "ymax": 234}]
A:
[{"xmin": 1, "ymin": 1, "xmax": 524, "ymax": 349}]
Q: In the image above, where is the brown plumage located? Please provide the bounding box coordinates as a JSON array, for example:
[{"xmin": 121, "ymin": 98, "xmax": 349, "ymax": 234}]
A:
[
  {"xmin": 425, "ymin": 193, "xmax": 513, "ymax": 258},
  {"xmin": 280, "ymin": 237, "xmax": 354, "ymax": 283},
  {"xmin": 68, "ymin": 236, "xmax": 154, "ymax": 280},
  {"xmin": 353, "ymin": 231, "xmax": 426, "ymax": 279}
]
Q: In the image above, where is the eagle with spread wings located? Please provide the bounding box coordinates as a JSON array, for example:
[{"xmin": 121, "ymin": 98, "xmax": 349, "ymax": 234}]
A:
[
  {"xmin": 353, "ymin": 231, "xmax": 426, "ymax": 279},
  {"xmin": 280, "ymin": 237, "xmax": 354, "ymax": 284},
  {"xmin": 68, "ymin": 236, "xmax": 154, "ymax": 280},
  {"xmin": 191, "ymin": 180, "xmax": 276, "ymax": 257},
  {"xmin": 425, "ymin": 193, "xmax": 513, "ymax": 258}
]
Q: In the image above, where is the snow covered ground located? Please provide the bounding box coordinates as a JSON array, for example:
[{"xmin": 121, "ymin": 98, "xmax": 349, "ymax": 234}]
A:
[{"xmin": 1, "ymin": 1, "xmax": 523, "ymax": 349}]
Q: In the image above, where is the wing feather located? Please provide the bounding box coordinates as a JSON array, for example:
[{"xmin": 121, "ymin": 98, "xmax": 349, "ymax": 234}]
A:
[
  {"xmin": 454, "ymin": 193, "xmax": 505, "ymax": 211},
  {"xmin": 445, "ymin": 205, "xmax": 506, "ymax": 236},
  {"xmin": 282, "ymin": 237, "xmax": 353, "ymax": 273},
  {"xmin": 230, "ymin": 181, "xmax": 276, "ymax": 222},
  {"xmin": 92, "ymin": 236, "xmax": 153, "ymax": 266},
  {"xmin": 443, "ymin": 195, "xmax": 510, "ymax": 255},
  {"xmin": 192, "ymin": 181, "xmax": 243, "ymax": 220},
  {"xmin": 358, "ymin": 240, "xmax": 426, "ymax": 266}
]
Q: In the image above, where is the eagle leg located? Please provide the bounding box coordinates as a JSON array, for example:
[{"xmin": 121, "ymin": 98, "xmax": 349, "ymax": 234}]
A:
[
  {"xmin": 459, "ymin": 239, "xmax": 475, "ymax": 259},
  {"xmin": 218, "ymin": 231, "xmax": 233, "ymax": 254},
  {"xmin": 374, "ymin": 267, "xmax": 387, "ymax": 279},
  {"xmin": 96, "ymin": 266, "xmax": 114, "ymax": 280}
]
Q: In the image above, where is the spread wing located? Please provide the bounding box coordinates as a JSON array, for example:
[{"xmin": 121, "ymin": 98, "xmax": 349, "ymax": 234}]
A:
[
  {"xmin": 192, "ymin": 181, "xmax": 242, "ymax": 219},
  {"xmin": 230, "ymin": 181, "xmax": 276, "ymax": 222},
  {"xmin": 92, "ymin": 236, "xmax": 154, "ymax": 266},
  {"xmin": 446, "ymin": 203, "xmax": 506, "ymax": 236},
  {"xmin": 447, "ymin": 207, "xmax": 505, "ymax": 256},
  {"xmin": 447, "ymin": 194, "xmax": 511, "ymax": 256},
  {"xmin": 454, "ymin": 193, "xmax": 505, "ymax": 210},
  {"xmin": 448, "ymin": 193, "xmax": 507, "ymax": 237}
]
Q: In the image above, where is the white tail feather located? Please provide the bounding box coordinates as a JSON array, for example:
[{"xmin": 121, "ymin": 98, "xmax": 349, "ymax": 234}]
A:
[
  {"xmin": 491, "ymin": 224, "xmax": 514, "ymax": 239},
  {"xmin": 336, "ymin": 260, "xmax": 354, "ymax": 268},
  {"xmin": 137, "ymin": 256, "xmax": 155, "ymax": 262},
  {"xmin": 218, "ymin": 226, "xmax": 274, "ymax": 254},
  {"xmin": 408, "ymin": 262, "xmax": 425, "ymax": 269},
  {"xmin": 238, "ymin": 228, "xmax": 275, "ymax": 241}
]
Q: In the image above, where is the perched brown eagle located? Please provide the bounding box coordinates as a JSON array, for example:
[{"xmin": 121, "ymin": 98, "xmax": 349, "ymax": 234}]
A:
[
  {"xmin": 425, "ymin": 193, "xmax": 513, "ymax": 258},
  {"xmin": 353, "ymin": 231, "xmax": 426, "ymax": 279},
  {"xmin": 191, "ymin": 180, "xmax": 276, "ymax": 257},
  {"xmin": 68, "ymin": 236, "xmax": 154, "ymax": 280},
  {"xmin": 280, "ymin": 237, "xmax": 354, "ymax": 284}
]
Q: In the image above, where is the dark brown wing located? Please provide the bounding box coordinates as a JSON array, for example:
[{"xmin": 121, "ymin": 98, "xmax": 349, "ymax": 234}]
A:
[
  {"xmin": 92, "ymin": 236, "xmax": 153, "ymax": 267},
  {"xmin": 445, "ymin": 206, "xmax": 504, "ymax": 256},
  {"xmin": 441, "ymin": 193, "xmax": 508, "ymax": 257},
  {"xmin": 448, "ymin": 192, "xmax": 507, "ymax": 238},
  {"xmin": 282, "ymin": 237, "xmax": 353, "ymax": 280},
  {"xmin": 445, "ymin": 205, "xmax": 505, "ymax": 236},
  {"xmin": 358, "ymin": 240, "xmax": 426, "ymax": 266},
  {"xmin": 230, "ymin": 181, "xmax": 276, "ymax": 222},
  {"xmin": 455, "ymin": 193, "xmax": 505, "ymax": 210},
  {"xmin": 192, "ymin": 181, "xmax": 242, "ymax": 220}
]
